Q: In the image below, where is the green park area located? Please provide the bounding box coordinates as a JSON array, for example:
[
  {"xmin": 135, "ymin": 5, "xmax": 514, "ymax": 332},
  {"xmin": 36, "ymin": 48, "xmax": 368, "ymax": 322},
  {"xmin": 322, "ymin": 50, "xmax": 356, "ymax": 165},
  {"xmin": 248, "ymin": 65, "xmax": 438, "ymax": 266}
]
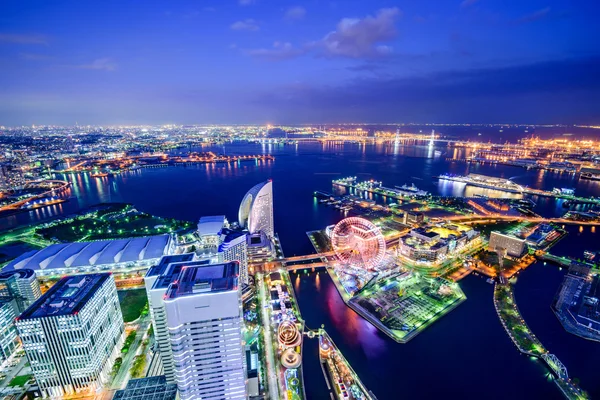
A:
[
  {"xmin": 35, "ymin": 203, "xmax": 192, "ymax": 242},
  {"xmin": 118, "ymin": 289, "xmax": 149, "ymax": 323},
  {"xmin": 494, "ymin": 284, "xmax": 545, "ymax": 356},
  {"xmin": 8, "ymin": 374, "xmax": 33, "ymax": 387}
]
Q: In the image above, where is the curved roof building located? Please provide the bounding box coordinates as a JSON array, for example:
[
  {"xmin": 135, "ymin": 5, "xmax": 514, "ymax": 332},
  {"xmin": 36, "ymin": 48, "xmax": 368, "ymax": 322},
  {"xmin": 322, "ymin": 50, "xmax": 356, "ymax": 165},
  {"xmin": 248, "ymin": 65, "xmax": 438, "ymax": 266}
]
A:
[
  {"xmin": 3, "ymin": 235, "xmax": 172, "ymax": 277},
  {"xmin": 238, "ymin": 180, "xmax": 274, "ymax": 238}
]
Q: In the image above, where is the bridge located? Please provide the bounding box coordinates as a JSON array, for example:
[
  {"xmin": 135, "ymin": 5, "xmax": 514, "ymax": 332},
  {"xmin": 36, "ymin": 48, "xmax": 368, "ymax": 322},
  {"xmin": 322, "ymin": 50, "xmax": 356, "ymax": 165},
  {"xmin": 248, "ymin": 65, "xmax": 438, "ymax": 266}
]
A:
[
  {"xmin": 0, "ymin": 179, "xmax": 70, "ymax": 212},
  {"xmin": 542, "ymin": 353, "xmax": 569, "ymax": 380},
  {"xmin": 535, "ymin": 251, "xmax": 596, "ymax": 270}
]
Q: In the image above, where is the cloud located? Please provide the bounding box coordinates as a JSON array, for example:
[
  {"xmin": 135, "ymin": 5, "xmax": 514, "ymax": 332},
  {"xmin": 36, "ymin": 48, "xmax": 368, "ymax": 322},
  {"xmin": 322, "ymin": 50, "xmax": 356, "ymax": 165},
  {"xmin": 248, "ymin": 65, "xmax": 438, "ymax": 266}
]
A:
[
  {"xmin": 513, "ymin": 7, "xmax": 551, "ymax": 24},
  {"xmin": 253, "ymin": 56, "xmax": 600, "ymax": 123},
  {"xmin": 285, "ymin": 6, "xmax": 306, "ymax": 21},
  {"xmin": 311, "ymin": 7, "xmax": 401, "ymax": 59},
  {"xmin": 230, "ymin": 19, "xmax": 260, "ymax": 32},
  {"xmin": 245, "ymin": 42, "xmax": 305, "ymax": 61},
  {"xmin": 239, "ymin": 0, "xmax": 254, "ymax": 5},
  {"xmin": 0, "ymin": 33, "xmax": 47, "ymax": 45},
  {"xmin": 460, "ymin": 0, "xmax": 479, "ymax": 8},
  {"xmin": 75, "ymin": 58, "xmax": 117, "ymax": 71}
]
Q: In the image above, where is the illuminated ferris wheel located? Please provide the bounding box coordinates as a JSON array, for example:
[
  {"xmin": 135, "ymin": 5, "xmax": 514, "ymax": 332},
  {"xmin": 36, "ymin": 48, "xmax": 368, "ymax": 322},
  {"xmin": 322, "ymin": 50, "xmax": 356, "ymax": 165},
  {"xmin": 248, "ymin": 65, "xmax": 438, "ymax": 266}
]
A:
[{"xmin": 331, "ymin": 217, "xmax": 386, "ymax": 270}]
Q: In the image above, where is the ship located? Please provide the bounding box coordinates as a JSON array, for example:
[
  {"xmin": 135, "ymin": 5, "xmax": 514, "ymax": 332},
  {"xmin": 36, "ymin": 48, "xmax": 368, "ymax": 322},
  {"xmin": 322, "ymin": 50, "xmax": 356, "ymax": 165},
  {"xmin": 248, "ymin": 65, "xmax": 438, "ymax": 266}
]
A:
[
  {"xmin": 90, "ymin": 172, "xmax": 109, "ymax": 178},
  {"xmin": 581, "ymin": 172, "xmax": 600, "ymax": 181},
  {"xmin": 552, "ymin": 188, "xmax": 575, "ymax": 196},
  {"xmin": 394, "ymin": 183, "xmax": 429, "ymax": 197}
]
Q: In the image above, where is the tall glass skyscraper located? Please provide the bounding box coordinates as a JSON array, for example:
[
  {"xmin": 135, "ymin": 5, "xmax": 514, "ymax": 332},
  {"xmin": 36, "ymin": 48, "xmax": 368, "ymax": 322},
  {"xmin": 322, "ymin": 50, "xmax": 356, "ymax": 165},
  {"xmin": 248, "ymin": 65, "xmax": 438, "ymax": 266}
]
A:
[
  {"xmin": 238, "ymin": 180, "xmax": 274, "ymax": 239},
  {"xmin": 164, "ymin": 261, "xmax": 246, "ymax": 400}
]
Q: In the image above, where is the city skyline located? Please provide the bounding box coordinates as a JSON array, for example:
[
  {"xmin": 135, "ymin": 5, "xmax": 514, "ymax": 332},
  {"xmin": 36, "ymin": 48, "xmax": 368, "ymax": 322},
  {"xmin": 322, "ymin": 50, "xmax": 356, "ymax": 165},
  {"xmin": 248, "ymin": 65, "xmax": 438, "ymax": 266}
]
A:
[{"xmin": 1, "ymin": 0, "xmax": 600, "ymax": 125}]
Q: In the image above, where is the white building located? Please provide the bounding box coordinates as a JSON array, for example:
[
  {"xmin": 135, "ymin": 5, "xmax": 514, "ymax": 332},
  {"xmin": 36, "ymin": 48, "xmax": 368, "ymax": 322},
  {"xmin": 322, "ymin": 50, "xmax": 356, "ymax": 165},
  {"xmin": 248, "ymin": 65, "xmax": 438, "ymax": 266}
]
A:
[
  {"xmin": 0, "ymin": 269, "xmax": 42, "ymax": 363},
  {"xmin": 16, "ymin": 273, "xmax": 124, "ymax": 398},
  {"xmin": 144, "ymin": 253, "xmax": 198, "ymax": 383},
  {"xmin": 164, "ymin": 261, "xmax": 246, "ymax": 400},
  {"xmin": 197, "ymin": 216, "xmax": 228, "ymax": 248},
  {"xmin": 0, "ymin": 299, "xmax": 18, "ymax": 362},
  {"xmin": 0, "ymin": 269, "xmax": 42, "ymax": 312},
  {"xmin": 239, "ymin": 180, "xmax": 274, "ymax": 239},
  {"xmin": 218, "ymin": 230, "xmax": 248, "ymax": 285},
  {"xmin": 4, "ymin": 235, "xmax": 173, "ymax": 277},
  {"xmin": 489, "ymin": 231, "xmax": 526, "ymax": 257}
]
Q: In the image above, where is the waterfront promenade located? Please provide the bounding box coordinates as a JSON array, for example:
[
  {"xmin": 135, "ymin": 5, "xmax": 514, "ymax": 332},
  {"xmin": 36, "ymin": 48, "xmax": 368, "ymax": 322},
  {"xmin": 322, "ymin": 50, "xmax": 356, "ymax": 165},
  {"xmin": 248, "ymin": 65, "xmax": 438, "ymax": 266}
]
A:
[{"xmin": 493, "ymin": 283, "xmax": 588, "ymax": 400}]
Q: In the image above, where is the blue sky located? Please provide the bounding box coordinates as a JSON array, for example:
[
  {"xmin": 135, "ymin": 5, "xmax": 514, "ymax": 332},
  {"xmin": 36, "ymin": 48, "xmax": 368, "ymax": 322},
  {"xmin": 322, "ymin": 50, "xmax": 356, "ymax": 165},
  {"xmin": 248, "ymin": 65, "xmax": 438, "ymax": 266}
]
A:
[{"xmin": 0, "ymin": 0, "xmax": 599, "ymax": 125}]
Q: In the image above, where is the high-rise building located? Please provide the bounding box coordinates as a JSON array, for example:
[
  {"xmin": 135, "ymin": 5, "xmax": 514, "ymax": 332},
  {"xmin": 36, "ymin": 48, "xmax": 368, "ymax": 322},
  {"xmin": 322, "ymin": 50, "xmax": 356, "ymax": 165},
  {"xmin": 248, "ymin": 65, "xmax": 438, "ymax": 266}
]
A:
[
  {"xmin": 239, "ymin": 180, "xmax": 274, "ymax": 239},
  {"xmin": 0, "ymin": 269, "xmax": 42, "ymax": 363},
  {"xmin": 144, "ymin": 253, "xmax": 196, "ymax": 383},
  {"xmin": 219, "ymin": 229, "xmax": 248, "ymax": 285},
  {"xmin": 144, "ymin": 254, "xmax": 214, "ymax": 383},
  {"xmin": 0, "ymin": 298, "xmax": 19, "ymax": 362},
  {"xmin": 489, "ymin": 231, "xmax": 526, "ymax": 257},
  {"xmin": 15, "ymin": 273, "xmax": 124, "ymax": 398},
  {"xmin": 0, "ymin": 269, "xmax": 42, "ymax": 312},
  {"xmin": 164, "ymin": 261, "xmax": 246, "ymax": 400}
]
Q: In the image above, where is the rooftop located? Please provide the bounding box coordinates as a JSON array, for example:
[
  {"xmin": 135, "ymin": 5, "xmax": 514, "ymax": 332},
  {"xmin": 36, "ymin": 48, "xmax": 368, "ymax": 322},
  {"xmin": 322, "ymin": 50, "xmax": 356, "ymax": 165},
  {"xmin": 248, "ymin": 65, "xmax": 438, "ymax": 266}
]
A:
[
  {"xmin": 113, "ymin": 376, "xmax": 177, "ymax": 400},
  {"xmin": 165, "ymin": 261, "xmax": 239, "ymax": 299},
  {"xmin": 146, "ymin": 253, "xmax": 195, "ymax": 279},
  {"xmin": 18, "ymin": 273, "xmax": 111, "ymax": 320},
  {"xmin": 197, "ymin": 215, "xmax": 226, "ymax": 236},
  {"xmin": 4, "ymin": 235, "xmax": 171, "ymax": 273},
  {"xmin": 152, "ymin": 259, "xmax": 212, "ymax": 291}
]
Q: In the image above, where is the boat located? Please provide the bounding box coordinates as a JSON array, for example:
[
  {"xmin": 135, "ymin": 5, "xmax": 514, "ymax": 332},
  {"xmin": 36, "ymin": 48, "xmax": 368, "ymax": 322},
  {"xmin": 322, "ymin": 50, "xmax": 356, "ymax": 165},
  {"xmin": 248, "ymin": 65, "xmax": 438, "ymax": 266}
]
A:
[
  {"xmin": 394, "ymin": 183, "xmax": 429, "ymax": 197},
  {"xmin": 552, "ymin": 188, "xmax": 575, "ymax": 196},
  {"xmin": 581, "ymin": 172, "xmax": 600, "ymax": 181}
]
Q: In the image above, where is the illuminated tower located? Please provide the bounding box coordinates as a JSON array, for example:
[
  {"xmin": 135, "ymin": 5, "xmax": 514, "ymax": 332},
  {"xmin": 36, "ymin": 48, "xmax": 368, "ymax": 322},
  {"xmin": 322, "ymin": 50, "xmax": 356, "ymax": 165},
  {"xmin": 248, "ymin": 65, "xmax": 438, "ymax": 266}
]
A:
[
  {"xmin": 164, "ymin": 262, "xmax": 246, "ymax": 400},
  {"xmin": 238, "ymin": 180, "xmax": 274, "ymax": 238}
]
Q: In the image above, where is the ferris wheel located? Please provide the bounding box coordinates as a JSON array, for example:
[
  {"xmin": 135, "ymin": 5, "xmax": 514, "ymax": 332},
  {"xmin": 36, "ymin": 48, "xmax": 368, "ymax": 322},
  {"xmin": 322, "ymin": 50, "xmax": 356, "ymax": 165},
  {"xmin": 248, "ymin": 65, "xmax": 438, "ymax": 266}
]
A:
[{"xmin": 330, "ymin": 217, "xmax": 386, "ymax": 270}]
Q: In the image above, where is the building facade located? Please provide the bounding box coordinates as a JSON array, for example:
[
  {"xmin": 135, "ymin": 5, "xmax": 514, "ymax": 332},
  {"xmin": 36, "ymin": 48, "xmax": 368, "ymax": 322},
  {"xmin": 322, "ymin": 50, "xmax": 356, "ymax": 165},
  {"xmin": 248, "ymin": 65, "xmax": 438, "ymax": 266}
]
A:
[
  {"xmin": 0, "ymin": 269, "xmax": 42, "ymax": 312},
  {"xmin": 0, "ymin": 298, "xmax": 19, "ymax": 362},
  {"xmin": 238, "ymin": 180, "xmax": 274, "ymax": 239},
  {"xmin": 164, "ymin": 262, "xmax": 246, "ymax": 400},
  {"xmin": 16, "ymin": 274, "xmax": 124, "ymax": 398},
  {"xmin": 218, "ymin": 230, "xmax": 248, "ymax": 285},
  {"xmin": 489, "ymin": 231, "xmax": 526, "ymax": 257}
]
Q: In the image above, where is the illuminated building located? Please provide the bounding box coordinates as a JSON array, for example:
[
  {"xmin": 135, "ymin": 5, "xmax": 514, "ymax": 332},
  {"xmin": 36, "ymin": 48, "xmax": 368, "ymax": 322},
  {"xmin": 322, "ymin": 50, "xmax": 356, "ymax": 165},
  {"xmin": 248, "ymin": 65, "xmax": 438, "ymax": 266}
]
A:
[
  {"xmin": 4, "ymin": 235, "xmax": 173, "ymax": 277},
  {"xmin": 218, "ymin": 229, "xmax": 249, "ymax": 285},
  {"xmin": 239, "ymin": 180, "xmax": 274, "ymax": 239},
  {"xmin": 489, "ymin": 232, "xmax": 526, "ymax": 257},
  {"xmin": 0, "ymin": 269, "xmax": 41, "ymax": 312},
  {"xmin": 403, "ymin": 211, "xmax": 424, "ymax": 226},
  {"xmin": 197, "ymin": 215, "xmax": 228, "ymax": 248},
  {"xmin": 144, "ymin": 253, "xmax": 206, "ymax": 383},
  {"xmin": 16, "ymin": 274, "xmax": 124, "ymax": 398},
  {"xmin": 0, "ymin": 299, "xmax": 19, "ymax": 362},
  {"xmin": 113, "ymin": 376, "xmax": 177, "ymax": 400},
  {"xmin": 164, "ymin": 262, "xmax": 246, "ymax": 400},
  {"xmin": 398, "ymin": 224, "xmax": 479, "ymax": 264}
]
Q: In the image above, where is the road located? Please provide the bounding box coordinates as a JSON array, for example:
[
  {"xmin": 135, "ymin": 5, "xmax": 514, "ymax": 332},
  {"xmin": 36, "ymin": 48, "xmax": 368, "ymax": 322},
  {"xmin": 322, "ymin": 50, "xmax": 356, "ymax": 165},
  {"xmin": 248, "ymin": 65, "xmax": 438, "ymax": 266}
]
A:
[
  {"xmin": 111, "ymin": 314, "xmax": 152, "ymax": 390},
  {"xmin": 257, "ymin": 274, "xmax": 280, "ymax": 400}
]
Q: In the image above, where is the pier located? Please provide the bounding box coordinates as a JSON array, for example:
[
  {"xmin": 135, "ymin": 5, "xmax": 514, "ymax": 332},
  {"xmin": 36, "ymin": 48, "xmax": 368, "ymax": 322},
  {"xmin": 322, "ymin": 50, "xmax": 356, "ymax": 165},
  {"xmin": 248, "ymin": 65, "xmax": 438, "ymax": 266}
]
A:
[{"xmin": 493, "ymin": 283, "xmax": 588, "ymax": 399}]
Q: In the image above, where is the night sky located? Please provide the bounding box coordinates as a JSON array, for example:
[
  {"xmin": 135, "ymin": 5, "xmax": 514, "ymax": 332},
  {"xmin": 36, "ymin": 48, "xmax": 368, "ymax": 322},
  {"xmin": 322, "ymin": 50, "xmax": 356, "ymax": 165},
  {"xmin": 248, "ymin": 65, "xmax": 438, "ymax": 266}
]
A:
[{"xmin": 1, "ymin": 0, "xmax": 599, "ymax": 126}]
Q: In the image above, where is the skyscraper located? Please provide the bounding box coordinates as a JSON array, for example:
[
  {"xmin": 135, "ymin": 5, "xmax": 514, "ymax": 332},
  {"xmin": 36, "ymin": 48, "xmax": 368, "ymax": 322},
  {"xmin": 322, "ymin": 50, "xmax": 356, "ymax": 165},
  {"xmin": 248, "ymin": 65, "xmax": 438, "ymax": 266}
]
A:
[
  {"xmin": 0, "ymin": 269, "xmax": 42, "ymax": 312},
  {"xmin": 219, "ymin": 229, "xmax": 249, "ymax": 285},
  {"xmin": 164, "ymin": 261, "xmax": 246, "ymax": 400},
  {"xmin": 0, "ymin": 298, "xmax": 18, "ymax": 362},
  {"xmin": 0, "ymin": 269, "xmax": 42, "ymax": 363},
  {"xmin": 238, "ymin": 180, "xmax": 274, "ymax": 239},
  {"xmin": 15, "ymin": 273, "xmax": 124, "ymax": 398},
  {"xmin": 144, "ymin": 253, "xmax": 197, "ymax": 383}
]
